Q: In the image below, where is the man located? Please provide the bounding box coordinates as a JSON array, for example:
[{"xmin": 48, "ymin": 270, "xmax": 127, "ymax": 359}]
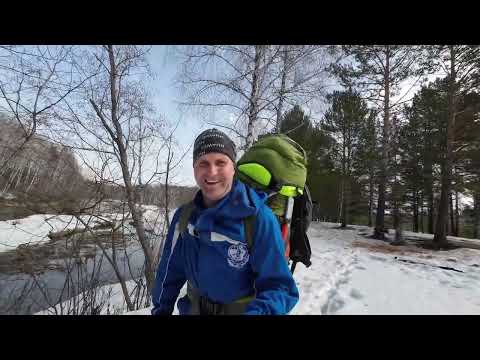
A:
[{"xmin": 151, "ymin": 128, "xmax": 299, "ymax": 315}]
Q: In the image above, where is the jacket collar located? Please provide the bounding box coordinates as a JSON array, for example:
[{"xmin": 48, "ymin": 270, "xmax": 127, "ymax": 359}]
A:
[{"xmin": 192, "ymin": 180, "xmax": 266, "ymax": 231}]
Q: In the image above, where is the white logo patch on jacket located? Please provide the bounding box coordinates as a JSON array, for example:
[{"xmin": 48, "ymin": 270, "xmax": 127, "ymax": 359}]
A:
[{"xmin": 227, "ymin": 243, "xmax": 249, "ymax": 269}]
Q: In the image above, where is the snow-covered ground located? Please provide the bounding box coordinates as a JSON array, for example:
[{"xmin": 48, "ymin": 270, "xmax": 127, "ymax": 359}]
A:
[
  {"xmin": 28, "ymin": 221, "xmax": 480, "ymax": 315},
  {"xmin": 290, "ymin": 222, "xmax": 480, "ymax": 315},
  {"xmin": 35, "ymin": 278, "xmax": 148, "ymax": 315}
]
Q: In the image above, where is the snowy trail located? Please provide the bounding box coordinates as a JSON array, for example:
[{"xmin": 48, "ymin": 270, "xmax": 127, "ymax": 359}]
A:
[
  {"xmin": 328, "ymin": 248, "xmax": 480, "ymax": 315},
  {"xmin": 290, "ymin": 223, "xmax": 359, "ymax": 315},
  {"xmin": 303, "ymin": 223, "xmax": 480, "ymax": 315}
]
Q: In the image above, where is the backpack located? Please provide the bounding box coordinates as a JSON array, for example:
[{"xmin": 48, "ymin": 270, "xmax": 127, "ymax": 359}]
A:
[{"xmin": 236, "ymin": 133, "xmax": 312, "ymax": 273}]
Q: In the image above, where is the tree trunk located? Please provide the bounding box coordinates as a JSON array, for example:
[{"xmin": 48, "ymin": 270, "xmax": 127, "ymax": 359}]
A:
[
  {"xmin": 449, "ymin": 192, "xmax": 455, "ymax": 236},
  {"xmin": 341, "ymin": 178, "xmax": 347, "ymax": 227},
  {"xmin": 138, "ymin": 116, "xmax": 144, "ymax": 206},
  {"xmin": 420, "ymin": 192, "xmax": 424, "ymax": 233},
  {"xmin": 338, "ymin": 182, "xmax": 343, "ymax": 224},
  {"xmin": 474, "ymin": 190, "xmax": 480, "ymax": 239},
  {"xmin": 455, "ymin": 190, "xmax": 460, "ymax": 237},
  {"xmin": 154, "ymin": 143, "xmax": 173, "ymax": 269},
  {"xmin": 368, "ymin": 171, "xmax": 374, "ymax": 227},
  {"xmin": 433, "ymin": 46, "xmax": 456, "ymax": 248},
  {"xmin": 246, "ymin": 45, "xmax": 264, "ymax": 149},
  {"xmin": 413, "ymin": 189, "xmax": 419, "ymax": 233},
  {"xmin": 426, "ymin": 176, "xmax": 434, "ymax": 234},
  {"xmin": 446, "ymin": 199, "xmax": 451, "ymax": 236},
  {"xmin": 341, "ymin": 133, "xmax": 347, "ymax": 228},
  {"xmin": 104, "ymin": 45, "xmax": 156, "ymax": 296},
  {"xmin": 393, "ymin": 206, "xmax": 404, "ymax": 244},
  {"xmin": 276, "ymin": 46, "xmax": 289, "ymax": 133},
  {"xmin": 374, "ymin": 46, "xmax": 390, "ymax": 240},
  {"xmin": 424, "ymin": 119, "xmax": 434, "ymax": 234}
]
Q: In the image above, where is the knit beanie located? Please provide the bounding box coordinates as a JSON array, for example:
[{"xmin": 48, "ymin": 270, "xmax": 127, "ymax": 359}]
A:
[{"xmin": 193, "ymin": 128, "xmax": 236, "ymax": 164}]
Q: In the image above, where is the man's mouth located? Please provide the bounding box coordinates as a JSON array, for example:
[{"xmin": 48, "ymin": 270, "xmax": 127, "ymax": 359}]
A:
[{"xmin": 204, "ymin": 179, "xmax": 220, "ymax": 185}]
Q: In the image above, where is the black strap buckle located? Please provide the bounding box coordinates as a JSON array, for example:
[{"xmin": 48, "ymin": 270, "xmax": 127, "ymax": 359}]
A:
[{"xmin": 199, "ymin": 296, "xmax": 222, "ymax": 315}]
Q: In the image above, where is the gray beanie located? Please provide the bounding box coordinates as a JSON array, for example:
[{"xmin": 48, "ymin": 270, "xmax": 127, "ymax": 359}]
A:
[{"xmin": 193, "ymin": 128, "xmax": 236, "ymax": 164}]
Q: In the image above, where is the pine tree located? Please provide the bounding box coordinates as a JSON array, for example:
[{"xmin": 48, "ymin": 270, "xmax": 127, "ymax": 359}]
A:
[
  {"xmin": 280, "ymin": 105, "xmax": 339, "ymax": 221},
  {"xmin": 332, "ymin": 45, "xmax": 427, "ymax": 239},
  {"xmin": 354, "ymin": 110, "xmax": 379, "ymax": 227},
  {"xmin": 403, "ymin": 79, "xmax": 448, "ymax": 234},
  {"xmin": 430, "ymin": 46, "xmax": 480, "ymax": 248},
  {"xmin": 323, "ymin": 89, "xmax": 370, "ymax": 227}
]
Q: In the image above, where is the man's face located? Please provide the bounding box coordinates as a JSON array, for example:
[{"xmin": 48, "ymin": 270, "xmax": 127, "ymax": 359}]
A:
[{"xmin": 193, "ymin": 152, "xmax": 235, "ymax": 208}]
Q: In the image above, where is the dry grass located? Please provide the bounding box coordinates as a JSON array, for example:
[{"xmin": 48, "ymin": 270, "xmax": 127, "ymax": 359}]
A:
[{"xmin": 352, "ymin": 239, "xmax": 428, "ymax": 256}]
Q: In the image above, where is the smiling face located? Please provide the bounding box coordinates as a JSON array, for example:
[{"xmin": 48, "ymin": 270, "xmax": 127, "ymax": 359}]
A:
[{"xmin": 193, "ymin": 152, "xmax": 235, "ymax": 208}]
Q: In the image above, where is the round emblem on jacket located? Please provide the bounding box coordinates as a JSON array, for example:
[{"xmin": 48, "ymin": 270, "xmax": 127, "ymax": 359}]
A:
[{"xmin": 227, "ymin": 243, "xmax": 249, "ymax": 269}]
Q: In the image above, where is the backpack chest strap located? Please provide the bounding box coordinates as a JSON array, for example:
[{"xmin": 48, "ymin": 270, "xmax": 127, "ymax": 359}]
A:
[{"xmin": 187, "ymin": 281, "xmax": 254, "ymax": 315}]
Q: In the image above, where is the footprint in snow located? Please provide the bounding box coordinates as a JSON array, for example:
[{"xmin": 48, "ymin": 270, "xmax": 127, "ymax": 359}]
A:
[
  {"xmin": 338, "ymin": 276, "xmax": 350, "ymax": 286},
  {"xmin": 369, "ymin": 254, "xmax": 387, "ymax": 262},
  {"xmin": 349, "ymin": 288, "xmax": 363, "ymax": 300},
  {"xmin": 326, "ymin": 297, "xmax": 345, "ymax": 314}
]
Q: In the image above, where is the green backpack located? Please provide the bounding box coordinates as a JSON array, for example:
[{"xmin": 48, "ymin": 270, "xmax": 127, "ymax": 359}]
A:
[
  {"xmin": 236, "ymin": 133, "xmax": 311, "ymax": 272},
  {"xmin": 237, "ymin": 133, "xmax": 307, "ymax": 199}
]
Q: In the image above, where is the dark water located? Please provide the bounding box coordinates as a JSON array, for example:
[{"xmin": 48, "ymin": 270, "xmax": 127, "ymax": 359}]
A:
[{"xmin": 0, "ymin": 242, "xmax": 148, "ymax": 315}]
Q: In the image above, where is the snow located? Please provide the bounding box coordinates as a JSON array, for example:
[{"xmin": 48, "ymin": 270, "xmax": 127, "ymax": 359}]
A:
[
  {"xmin": 0, "ymin": 206, "xmax": 176, "ymax": 253},
  {"xmin": 35, "ymin": 279, "xmax": 142, "ymax": 315},
  {"xmin": 0, "ymin": 191, "xmax": 16, "ymax": 200},
  {"xmin": 0, "ymin": 214, "xmax": 95, "ymax": 252},
  {"xmin": 35, "ymin": 277, "xmax": 186, "ymax": 315},
  {"xmin": 142, "ymin": 207, "xmax": 177, "ymax": 234},
  {"xmin": 27, "ymin": 221, "xmax": 480, "ymax": 315},
  {"xmin": 290, "ymin": 222, "xmax": 480, "ymax": 315}
]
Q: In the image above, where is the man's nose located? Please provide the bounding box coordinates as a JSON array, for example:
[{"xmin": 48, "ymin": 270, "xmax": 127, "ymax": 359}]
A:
[{"xmin": 206, "ymin": 164, "xmax": 218, "ymax": 176}]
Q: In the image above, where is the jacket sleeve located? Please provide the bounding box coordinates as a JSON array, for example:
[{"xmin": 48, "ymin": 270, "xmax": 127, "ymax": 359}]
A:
[
  {"xmin": 244, "ymin": 205, "xmax": 299, "ymax": 315},
  {"xmin": 151, "ymin": 208, "xmax": 186, "ymax": 315}
]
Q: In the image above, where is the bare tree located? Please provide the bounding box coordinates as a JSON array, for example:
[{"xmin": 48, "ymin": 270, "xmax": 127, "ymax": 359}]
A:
[
  {"xmin": 0, "ymin": 46, "xmax": 94, "ymax": 170},
  {"xmin": 40, "ymin": 45, "xmax": 194, "ymax": 306},
  {"xmin": 0, "ymin": 119, "xmax": 84, "ymax": 199},
  {"xmin": 272, "ymin": 45, "xmax": 339, "ymax": 133},
  {"xmin": 177, "ymin": 45, "xmax": 339, "ymax": 149},
  {"xmin": 177, "ymin": 45, "xmax": 280, "ymax": 149},
  {"xmin": 60, "ymin": 45, "xmax": 158, "ymax": 296}
]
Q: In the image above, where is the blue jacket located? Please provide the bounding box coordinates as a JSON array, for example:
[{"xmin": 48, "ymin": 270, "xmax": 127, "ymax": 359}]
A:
[{"xmin": 151, "ymin": 179, "xmax": 299, "ymax": 315}]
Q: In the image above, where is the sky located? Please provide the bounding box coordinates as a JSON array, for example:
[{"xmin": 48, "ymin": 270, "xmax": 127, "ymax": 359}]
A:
[{"xmin": 146, "ymin": 46, "xmax": 202, "ymax": 186}]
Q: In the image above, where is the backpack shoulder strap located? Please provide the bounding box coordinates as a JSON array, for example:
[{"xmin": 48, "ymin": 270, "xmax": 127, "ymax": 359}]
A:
[
  {"xmin": 179, "ymin": 201, "xmax": 195, "ymax": 234},
  {"xmin": 243, "ymin": 185, "xmax": 258, "ymax": 252},
  {"xmin": 243, "ymin": 215, "xmax": 256, "ymax": 251}
]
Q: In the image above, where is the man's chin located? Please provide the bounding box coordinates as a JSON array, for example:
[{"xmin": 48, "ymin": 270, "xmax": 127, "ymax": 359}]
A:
[
  {"xmin": 203, "ymin": 189, "xmax": 223, "ymax": 200},
  {"xmin": 202, "ymin": 187, "xmax": 227, "ymax": 202}
]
